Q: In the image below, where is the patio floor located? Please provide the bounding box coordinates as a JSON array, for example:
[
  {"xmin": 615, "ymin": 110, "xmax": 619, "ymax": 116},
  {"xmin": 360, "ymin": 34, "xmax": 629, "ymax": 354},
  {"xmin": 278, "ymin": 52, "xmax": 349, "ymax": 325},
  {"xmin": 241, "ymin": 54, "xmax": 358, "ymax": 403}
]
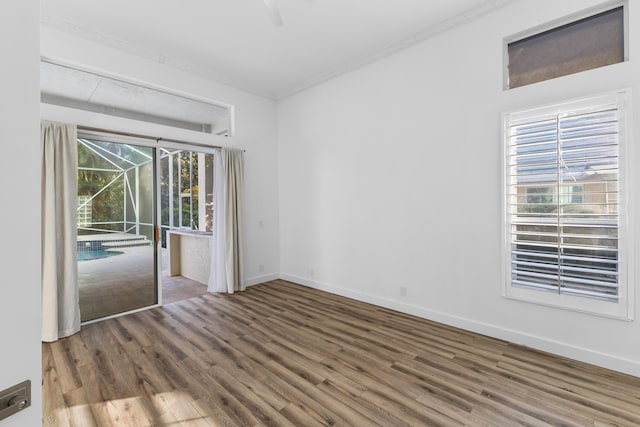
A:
[{"xmin": 78, "ymin": 243, "xmax": 208, "ymax": 322}]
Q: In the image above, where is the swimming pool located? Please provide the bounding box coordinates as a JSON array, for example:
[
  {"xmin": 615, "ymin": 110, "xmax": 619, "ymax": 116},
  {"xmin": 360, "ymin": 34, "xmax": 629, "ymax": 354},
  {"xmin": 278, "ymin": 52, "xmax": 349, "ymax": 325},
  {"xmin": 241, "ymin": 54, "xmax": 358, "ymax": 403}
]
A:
[
  {"xmin": 77, "ymin": 240, "xmax": 123, "ymax": 261},
  {"xmin": 77, "ymin": 249, "xmax": 123, "ymax": 261}
]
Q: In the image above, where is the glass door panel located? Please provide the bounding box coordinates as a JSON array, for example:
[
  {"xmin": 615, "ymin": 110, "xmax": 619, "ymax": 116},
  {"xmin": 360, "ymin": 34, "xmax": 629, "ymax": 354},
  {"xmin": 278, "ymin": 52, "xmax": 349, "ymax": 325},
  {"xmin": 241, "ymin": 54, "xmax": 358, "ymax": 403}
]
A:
[{"xmin": 77, "ymin": 137, "xmax": 157, "ymax": 321}]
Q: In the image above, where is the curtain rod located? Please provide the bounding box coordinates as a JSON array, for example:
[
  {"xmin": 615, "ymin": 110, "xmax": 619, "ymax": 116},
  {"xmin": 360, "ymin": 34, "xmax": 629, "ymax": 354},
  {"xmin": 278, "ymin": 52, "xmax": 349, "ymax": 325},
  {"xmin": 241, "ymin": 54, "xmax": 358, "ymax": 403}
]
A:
[{"xmin": 77, "ymin": 125, "xmax": 245, "ymax": 152}]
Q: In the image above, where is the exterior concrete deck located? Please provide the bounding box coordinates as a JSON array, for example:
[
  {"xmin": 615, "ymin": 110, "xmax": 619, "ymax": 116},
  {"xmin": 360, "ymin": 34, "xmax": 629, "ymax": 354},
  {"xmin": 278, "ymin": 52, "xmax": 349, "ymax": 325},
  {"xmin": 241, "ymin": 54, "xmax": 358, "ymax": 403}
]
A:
[{"xmin": 78, "ymin": 238, "xmax": 207, "ymax": 321}]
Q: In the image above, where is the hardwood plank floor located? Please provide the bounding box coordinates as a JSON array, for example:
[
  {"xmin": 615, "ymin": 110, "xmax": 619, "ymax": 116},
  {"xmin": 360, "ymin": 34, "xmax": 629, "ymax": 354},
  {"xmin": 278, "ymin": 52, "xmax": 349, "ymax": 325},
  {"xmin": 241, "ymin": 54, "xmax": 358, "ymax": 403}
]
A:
[{"xmin": 43, "ymin": 279, "xmax": 640, "ymax": 426}]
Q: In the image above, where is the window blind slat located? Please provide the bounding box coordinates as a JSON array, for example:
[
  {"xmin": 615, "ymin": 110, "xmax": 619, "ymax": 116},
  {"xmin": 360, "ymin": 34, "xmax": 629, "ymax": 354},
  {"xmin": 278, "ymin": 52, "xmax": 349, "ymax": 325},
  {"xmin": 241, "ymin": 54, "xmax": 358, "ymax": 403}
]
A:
[{"xmin": 507, "ymin": 100, "xmax": 620, "ymax": 300}]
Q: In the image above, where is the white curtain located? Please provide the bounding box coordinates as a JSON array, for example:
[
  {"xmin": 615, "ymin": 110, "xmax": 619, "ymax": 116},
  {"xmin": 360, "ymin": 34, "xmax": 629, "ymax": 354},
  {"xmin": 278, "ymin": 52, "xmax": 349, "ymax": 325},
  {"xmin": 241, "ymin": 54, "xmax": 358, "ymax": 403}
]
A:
[
  {"xmin": 41, "ymin": 121, "xmax": 81, "ymax": 342},
  {"xmin": 208, "ymin": 148, "xmax": 244, "ymax": 294}
]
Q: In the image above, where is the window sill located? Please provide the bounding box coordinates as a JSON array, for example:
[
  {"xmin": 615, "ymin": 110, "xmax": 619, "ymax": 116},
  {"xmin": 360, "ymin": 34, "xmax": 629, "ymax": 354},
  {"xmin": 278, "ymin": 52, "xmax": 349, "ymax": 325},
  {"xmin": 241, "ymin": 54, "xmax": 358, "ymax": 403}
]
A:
[{"xmin": 503, "ymin": 285, "xmax": 633, "ymax": 321}]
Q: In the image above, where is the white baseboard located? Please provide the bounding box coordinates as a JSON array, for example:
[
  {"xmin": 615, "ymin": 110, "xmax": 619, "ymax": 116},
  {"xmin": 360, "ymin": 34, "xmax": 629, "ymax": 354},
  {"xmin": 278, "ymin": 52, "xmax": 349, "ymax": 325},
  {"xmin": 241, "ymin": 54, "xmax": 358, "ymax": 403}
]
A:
[
  {"xmin": 244, "ymin": 273, "xmax": 279, "ymax": 288},
  {"xmin": 279, "ymin": 273, "xmax": 640, "ymax": 378}
]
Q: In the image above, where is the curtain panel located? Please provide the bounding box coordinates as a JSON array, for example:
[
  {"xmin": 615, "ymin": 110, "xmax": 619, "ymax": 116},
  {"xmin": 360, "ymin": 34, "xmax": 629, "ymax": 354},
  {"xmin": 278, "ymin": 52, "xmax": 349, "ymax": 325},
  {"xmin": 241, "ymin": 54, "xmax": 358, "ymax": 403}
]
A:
[
  {"xmin": 208, "ymin": 147, "xmax": 244, "ymax": 294},
  {"xmin": 41, "ymin": 121, "xmax": 81, "ymax": 342}
]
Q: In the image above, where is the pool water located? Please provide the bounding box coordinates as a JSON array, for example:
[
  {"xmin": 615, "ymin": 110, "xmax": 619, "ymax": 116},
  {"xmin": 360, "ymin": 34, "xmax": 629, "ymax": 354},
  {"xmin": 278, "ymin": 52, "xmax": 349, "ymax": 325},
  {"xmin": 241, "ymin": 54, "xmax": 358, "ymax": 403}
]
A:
[{"xmin": 77, "ymin": 249, "xmax": 123, "ymax": 261}]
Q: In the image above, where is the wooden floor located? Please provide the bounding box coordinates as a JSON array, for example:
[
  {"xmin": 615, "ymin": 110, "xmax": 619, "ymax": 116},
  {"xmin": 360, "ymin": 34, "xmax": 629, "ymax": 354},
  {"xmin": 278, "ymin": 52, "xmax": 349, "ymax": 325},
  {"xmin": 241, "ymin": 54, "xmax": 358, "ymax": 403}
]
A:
[{"xmin": 43, "ymin": 280, "xmax": 640, "ymax": 426}]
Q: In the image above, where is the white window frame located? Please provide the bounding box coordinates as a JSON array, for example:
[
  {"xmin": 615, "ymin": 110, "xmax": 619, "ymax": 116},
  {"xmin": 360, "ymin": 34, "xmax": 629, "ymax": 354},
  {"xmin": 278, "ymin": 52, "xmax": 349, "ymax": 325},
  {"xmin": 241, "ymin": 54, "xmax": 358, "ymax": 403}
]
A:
[{"xmin": 502, "ymin": 90, "xmax": 634, "ymax": 320}]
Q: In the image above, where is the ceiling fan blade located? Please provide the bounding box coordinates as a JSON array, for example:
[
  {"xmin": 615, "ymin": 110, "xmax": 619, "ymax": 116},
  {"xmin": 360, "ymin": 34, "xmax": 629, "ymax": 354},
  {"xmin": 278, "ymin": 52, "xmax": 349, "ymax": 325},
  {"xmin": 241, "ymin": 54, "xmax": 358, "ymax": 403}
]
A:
[{"xmin": 263, "ymin": 0, "xmax": 283, "ymax": 26}]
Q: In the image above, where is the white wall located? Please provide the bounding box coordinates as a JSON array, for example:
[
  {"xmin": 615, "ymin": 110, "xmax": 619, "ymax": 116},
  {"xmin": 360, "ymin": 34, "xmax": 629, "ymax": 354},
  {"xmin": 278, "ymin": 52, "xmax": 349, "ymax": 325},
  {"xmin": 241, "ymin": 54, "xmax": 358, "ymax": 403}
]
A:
[
  {"xmin": 0, "ymin": 0, "xmax": 42, "ymax": 425},
  {"xmin": 41, "ymin": 26, "xmax": 281, "ymax": 286},
  {"xmin": 278, "ymin": 0, "xmax": 640, "ymax": 376}
]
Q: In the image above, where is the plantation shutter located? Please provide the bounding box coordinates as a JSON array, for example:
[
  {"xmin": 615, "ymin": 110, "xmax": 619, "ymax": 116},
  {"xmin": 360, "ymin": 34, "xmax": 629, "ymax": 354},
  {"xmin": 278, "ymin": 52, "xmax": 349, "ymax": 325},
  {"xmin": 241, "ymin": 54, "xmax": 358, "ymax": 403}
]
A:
[{"xmin": 507, "ymin": 99, "xmax": 620, "ymax": 301}]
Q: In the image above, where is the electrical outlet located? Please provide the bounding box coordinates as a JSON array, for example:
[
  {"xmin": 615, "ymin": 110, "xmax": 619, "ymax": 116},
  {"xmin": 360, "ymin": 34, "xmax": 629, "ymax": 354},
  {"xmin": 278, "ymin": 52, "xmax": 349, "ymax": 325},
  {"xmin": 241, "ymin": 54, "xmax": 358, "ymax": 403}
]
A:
[
  {"xmin": 400, "ymin": 286, "xmax": 407, "ymax": 297},
  {"xmin": 310, "ymin": 268, "xmax": 315, "ymax": 276},
  {"xmin": 259, "ymin": 264, "xmax": 264, "ymax": 273}
]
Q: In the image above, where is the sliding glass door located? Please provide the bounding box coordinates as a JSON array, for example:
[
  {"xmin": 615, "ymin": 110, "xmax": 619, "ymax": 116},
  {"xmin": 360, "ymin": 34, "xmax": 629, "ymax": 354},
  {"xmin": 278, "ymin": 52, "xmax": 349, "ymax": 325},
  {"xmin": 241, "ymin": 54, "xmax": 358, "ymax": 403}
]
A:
[{"xmin": 76, "ymin": 136, "xmax": 158, "ymax": 321}]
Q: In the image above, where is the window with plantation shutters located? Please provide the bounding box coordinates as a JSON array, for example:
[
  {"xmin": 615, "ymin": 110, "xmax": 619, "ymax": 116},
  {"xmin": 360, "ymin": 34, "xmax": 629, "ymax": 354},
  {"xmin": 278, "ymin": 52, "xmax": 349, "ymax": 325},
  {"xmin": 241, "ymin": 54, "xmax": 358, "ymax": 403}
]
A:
[{"xmin": 503, "ymin": 91, "xmax": 633, "ymax": 319}]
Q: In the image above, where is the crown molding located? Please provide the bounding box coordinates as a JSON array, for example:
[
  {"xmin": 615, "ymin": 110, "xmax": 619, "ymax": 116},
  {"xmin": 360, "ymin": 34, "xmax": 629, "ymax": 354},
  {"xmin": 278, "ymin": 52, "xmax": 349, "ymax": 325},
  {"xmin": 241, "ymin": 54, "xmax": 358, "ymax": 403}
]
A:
[
  {"xmin": 282, "ymin": 0, "xmax": 518, "ymax": 99},
  {"xmin": 40, "ymin": 13, "xmax": 279, "ymax": 100},
  {"xmin": 41, "ymin": 0, "xmax": 518, "ymax": 101}
]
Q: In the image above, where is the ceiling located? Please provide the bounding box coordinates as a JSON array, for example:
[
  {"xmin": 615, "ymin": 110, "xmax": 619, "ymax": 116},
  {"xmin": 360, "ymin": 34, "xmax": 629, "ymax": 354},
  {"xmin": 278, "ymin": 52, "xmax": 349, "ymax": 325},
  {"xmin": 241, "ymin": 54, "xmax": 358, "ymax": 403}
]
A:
[
  {"xmin": 41, "ymin": 0, "xmax": 517, "ymax": 100},
  {"xmin": 41, "ymin": 61, "xmax": 231, "ymax": 133}
]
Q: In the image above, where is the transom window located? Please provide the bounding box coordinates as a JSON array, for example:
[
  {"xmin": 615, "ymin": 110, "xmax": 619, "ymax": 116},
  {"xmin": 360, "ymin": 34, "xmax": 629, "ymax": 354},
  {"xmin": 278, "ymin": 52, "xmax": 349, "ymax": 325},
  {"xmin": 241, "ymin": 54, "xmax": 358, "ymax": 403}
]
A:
[
  {"xmin": 505, "ymin": 4, "xmax": 626, "ymax": 89},
  {"xmin": 503, "ymin": 91, "xmax": 633, "ymax": 319}
]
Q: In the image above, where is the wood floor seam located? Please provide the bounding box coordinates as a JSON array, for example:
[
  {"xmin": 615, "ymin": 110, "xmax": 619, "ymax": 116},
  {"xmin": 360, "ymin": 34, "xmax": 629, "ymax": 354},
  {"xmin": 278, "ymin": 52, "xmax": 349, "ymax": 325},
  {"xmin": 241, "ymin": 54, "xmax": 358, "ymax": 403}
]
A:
[{"xmin": 43, "ymin": 279, "xmax": 640, "ymax": 426}]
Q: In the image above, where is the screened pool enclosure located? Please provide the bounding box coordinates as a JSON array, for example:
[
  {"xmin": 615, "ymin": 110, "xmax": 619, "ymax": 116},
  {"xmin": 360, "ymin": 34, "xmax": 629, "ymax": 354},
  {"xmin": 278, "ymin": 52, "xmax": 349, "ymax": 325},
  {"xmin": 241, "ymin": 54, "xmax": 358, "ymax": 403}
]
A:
[
  {"xmin": 77, "ymin": 138, "xmax": 155, "ymax": 241},
  {"xmin": 77, "ymin": 136, "xmax": 213, "ymax": 321},
  {"xmin": 77, "ymin": 137, "xmax": 214, "ymax": 246}
]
